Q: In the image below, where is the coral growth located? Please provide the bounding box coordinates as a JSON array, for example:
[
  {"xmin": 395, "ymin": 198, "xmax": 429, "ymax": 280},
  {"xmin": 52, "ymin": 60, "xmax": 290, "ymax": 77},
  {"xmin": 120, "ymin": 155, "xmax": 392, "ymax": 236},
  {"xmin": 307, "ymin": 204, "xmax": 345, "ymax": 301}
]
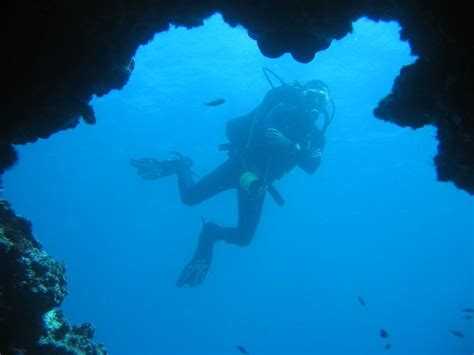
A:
[{"xmin": 0, "ymin": 199, "xmax": 106, "ymax": 354}]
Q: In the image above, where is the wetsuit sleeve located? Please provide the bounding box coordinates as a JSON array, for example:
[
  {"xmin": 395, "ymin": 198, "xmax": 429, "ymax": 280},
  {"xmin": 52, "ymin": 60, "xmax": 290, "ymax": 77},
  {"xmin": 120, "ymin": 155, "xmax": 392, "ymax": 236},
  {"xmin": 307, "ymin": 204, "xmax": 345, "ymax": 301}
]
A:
[
  {"xmin": 261, "ymin": 102, "xmax": 292, "ymax": 129},
  {"xmin": 253, "ymin": 103, "xmax": 293, "ymax": 146},
  {"xmin": 297, "ymin": 128, "xmax": 325, "ymax": 175}
]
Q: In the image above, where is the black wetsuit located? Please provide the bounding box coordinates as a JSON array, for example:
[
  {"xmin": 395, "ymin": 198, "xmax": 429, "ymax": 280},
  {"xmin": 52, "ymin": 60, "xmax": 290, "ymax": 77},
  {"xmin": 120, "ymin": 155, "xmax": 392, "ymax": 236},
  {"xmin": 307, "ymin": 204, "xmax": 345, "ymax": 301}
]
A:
[{"xmin": 176, "ymin": 88, "xmax": 325, "ymax": 252}]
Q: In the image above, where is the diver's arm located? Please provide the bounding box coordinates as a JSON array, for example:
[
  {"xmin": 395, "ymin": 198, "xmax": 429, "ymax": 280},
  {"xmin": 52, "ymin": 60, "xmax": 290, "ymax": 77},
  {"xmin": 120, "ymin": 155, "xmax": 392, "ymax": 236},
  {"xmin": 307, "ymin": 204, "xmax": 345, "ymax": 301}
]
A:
[
  {"xmin": 297, "ymin": 147, "xmax": 322, "ymax": 174},
  {"xmin": 257, "ymin": 103, "xmax": 293, "ymax": 148}
]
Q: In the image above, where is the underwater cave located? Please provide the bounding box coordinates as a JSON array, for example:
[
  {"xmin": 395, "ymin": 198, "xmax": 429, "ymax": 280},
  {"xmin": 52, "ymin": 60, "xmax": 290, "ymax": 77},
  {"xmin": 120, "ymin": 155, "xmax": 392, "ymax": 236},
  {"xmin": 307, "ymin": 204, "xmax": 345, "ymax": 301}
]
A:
[{"xmin": 2, "ymin": 2, "xmax": 474, "ymax": 354}]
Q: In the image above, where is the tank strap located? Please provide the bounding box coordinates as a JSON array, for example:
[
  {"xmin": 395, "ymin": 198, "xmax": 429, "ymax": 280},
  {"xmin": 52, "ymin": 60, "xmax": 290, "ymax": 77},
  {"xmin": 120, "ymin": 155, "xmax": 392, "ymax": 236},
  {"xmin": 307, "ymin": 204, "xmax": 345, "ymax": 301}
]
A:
[{"xmin": 263, "ymin": 67, "xmax": 287, "ymax": 88}]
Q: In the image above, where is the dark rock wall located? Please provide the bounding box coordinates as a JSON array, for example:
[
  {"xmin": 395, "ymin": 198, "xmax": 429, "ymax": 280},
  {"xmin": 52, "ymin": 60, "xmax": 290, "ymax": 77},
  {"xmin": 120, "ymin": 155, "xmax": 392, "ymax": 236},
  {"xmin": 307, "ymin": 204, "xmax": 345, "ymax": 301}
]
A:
[
  {"xmin": 0, "ymin": 199, "xmax": 106, "ymax": 354},
  {"xmin": 4, "ymin": 0, "xmax": 474, "ymax": 192},
  {"xmin": 371, "ymin": 2, "xmax": 474, "ymax": 193}
]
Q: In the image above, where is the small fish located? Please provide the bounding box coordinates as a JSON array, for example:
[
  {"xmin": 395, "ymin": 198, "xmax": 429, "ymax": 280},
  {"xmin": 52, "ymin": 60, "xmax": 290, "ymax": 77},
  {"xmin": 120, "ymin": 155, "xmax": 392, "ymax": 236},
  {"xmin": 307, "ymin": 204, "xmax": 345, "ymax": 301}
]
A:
[
  {"xmin": 385, "ymin": 343, "xmax": 392, "ymax": 350},
  {"xmin": 204, "ymin": 98, "xmax": 225, "ymax": 106},
  {"xmin": 236, "ymin": 345, "xmax": 248, "ymax": 354},
  {"xmin": 463, "ymin": 315, "xmax": 472, "ymax": 320},
  {"xmin": 380, "ymin": 329, "xmax": 389, "ymax": 338},
  {"xmin": 450, "ymin": 330, "xmax": 464, "ymax": 338},
  {"xmin": 462, "ymin": 308, "xmax": 474, "ymax": 313},
  {"xmin": 357, "ymin": 296, "xmax": 366, "ymax": 307}
]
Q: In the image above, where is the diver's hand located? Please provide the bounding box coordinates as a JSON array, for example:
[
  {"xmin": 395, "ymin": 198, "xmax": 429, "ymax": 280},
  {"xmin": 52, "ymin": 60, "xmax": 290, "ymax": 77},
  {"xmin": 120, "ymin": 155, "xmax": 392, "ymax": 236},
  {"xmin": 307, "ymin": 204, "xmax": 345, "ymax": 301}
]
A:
[
  {"xmin": 309, "ymin": 147, "xmax": 323, "ymax": 159},
  {"xmin": 265, "ymin": 128, "xmax": 293, "ymax": 148}
]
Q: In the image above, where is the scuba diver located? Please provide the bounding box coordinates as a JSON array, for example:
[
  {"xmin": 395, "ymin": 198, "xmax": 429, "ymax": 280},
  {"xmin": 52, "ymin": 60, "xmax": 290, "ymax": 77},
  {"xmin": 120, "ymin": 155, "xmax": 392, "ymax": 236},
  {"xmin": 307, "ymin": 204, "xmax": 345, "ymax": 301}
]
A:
[{"xmin": 130, "ymin": 68, "xmax": 335, "ymax": 287}]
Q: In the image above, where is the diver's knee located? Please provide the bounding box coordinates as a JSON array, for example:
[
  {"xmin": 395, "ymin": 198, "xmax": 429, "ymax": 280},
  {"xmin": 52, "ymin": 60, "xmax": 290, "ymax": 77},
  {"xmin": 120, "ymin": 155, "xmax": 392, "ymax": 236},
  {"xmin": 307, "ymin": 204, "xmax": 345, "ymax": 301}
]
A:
[
  {"xmin": 234, "ymin": 230, "xmax": 255, "ymax": 247},
  {"xmin": 236, "ymin": 238, "xmax": 252, "ymax": 247},
  {"xmin": 180, "ymin": 194, "xmax": 200, "ymax": 206}
]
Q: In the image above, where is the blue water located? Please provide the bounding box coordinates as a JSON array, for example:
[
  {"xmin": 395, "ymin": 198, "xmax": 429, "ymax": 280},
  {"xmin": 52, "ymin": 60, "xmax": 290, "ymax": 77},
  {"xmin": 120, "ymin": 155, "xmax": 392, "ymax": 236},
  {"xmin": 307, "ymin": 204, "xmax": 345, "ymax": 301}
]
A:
[{"xmin": 4, "ymin": 14, "xmax": 473, "ymax": 355}]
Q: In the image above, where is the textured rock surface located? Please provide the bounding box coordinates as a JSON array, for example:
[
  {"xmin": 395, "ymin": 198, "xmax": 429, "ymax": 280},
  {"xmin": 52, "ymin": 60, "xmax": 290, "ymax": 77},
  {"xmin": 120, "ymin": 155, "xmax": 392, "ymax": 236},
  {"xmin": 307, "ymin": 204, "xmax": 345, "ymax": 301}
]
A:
[
  {"xmin": 38, "ymin": 309, "xmax": 107, "ymax": 355},
  {"xmin": 0, "ymin": 199, "xmax": 106, "ymax": 354},
  {"xmin": 3, "ymin": 1, "xmax": 474, "ymax": 193}
]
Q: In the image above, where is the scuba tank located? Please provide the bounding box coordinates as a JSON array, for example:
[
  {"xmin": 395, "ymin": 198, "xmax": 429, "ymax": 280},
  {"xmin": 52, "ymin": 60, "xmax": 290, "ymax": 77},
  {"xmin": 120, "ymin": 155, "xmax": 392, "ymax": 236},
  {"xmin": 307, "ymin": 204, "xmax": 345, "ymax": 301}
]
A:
[{"xmin": 225, "ymin": 80, "xmax": 302, "ymax": 150}]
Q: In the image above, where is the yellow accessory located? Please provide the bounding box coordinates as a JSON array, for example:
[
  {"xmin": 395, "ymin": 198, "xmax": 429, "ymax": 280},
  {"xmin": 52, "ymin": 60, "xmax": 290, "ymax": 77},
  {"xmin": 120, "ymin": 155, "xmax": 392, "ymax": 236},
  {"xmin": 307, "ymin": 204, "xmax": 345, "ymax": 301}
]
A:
[{"xmin": 239, "ymin": 172, "xmax": 267, "ymax": 196}]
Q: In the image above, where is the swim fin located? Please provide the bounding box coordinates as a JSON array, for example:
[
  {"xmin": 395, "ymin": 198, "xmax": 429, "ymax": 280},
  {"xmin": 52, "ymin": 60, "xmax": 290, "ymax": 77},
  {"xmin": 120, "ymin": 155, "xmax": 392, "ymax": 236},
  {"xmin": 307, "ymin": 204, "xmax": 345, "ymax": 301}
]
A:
[
  {"xmin": 176, "ymin": 258, "xmax": 212, "ymax": 288},
  {"xmin": 176, "ymin": 222, "xmax": 218, "ymax": 287},
  {"xmin": 130, "ymin": 153, "xmax": 192, "ymax": 180}
]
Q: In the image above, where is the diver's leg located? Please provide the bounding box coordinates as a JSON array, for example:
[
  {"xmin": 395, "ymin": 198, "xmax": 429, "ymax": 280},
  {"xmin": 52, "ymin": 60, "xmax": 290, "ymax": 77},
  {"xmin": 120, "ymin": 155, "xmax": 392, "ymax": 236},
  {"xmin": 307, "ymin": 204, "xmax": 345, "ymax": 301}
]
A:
[
  {"xmin": 176, "ymin": 190, "xmax": 266, "ymax": 287},
  {"xmin": 212, "ymin": 189, "xmax": 266, "ymax": 246},
  {"xmin": 176, "ymin": 221, "xmax": 218, "ymax": 287},
  {"xmin": 176, "ymin": 190, "xmax": 265, "ymax": 287},
  {"xmin": 177, "ymin": 158, "xmax": 239, "ymax": 206},
  {"xmin": 236, "ymin": 189, "xmax": 266, "ymax": 245},
  {"xmin": 186, "ymin": 187, "xmax": 266, "ymax": 258},
  {"xmin": 175, "ymin": 158, "xmax": 242, "ymax": 287}
]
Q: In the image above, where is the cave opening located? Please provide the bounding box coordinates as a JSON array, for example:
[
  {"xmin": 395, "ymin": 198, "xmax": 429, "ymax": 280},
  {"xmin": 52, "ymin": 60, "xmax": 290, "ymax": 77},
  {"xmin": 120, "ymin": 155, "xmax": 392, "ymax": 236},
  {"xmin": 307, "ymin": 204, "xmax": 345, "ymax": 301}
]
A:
[{"xmin": 2, "ymin": 13, "xmax": 473, "ymax": 355}]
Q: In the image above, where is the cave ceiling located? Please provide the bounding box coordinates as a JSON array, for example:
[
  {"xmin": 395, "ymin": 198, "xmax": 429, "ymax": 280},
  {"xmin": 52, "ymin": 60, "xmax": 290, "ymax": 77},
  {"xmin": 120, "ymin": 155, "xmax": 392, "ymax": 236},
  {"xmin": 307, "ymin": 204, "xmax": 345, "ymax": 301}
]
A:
[{"xmin": 4, "ymin": 0, "xmax": 473, "ymax": 194}]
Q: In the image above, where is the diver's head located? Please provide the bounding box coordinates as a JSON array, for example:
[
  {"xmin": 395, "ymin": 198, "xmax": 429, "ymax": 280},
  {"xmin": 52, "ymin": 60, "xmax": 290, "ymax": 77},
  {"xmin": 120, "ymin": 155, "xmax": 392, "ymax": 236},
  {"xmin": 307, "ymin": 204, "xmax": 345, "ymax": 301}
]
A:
[{"xmin": 301, "ymin": 80, "xmax": 330, "ymax": 115}]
